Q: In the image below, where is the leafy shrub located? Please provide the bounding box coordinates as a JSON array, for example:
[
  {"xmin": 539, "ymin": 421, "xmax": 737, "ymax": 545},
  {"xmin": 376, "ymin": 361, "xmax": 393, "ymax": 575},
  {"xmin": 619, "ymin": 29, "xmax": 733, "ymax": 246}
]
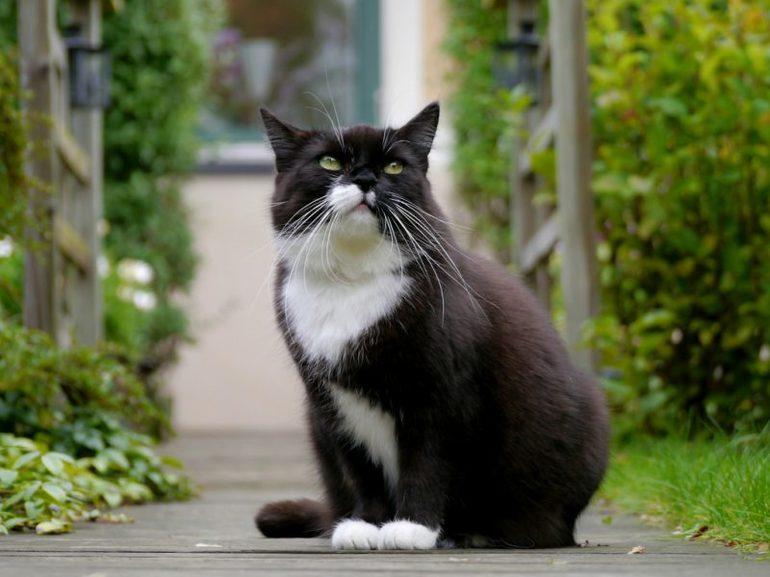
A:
[
  {"xmin": 0, "ymin": 242, "xmax": 22, "ymax": 322},
  {"xmin": 101, "ymin": 0, "xmax": 223, "ymax": 366},
  {"xmin": 0, "ymin": 323, "xmax": 191, "ymax": 534},
  {"xmin": 446, "ymin": 0, "xmax": 770, "ymax": 436},
  {"xmin": 585, "ymin": 0, "xmax": 770, "ymax": 436},
  {"xmin": 0, "ymin": 322, "xmax": 170, "ymax": 439},
  {"xmin": 0, "ymin": 49, "xmax": 31, "ymax": 247},
  {"xmin": 443, "ymin": 0, "xmax": 517, "ymax": 257},
  {"xmin": 0, "ymin": 2, "xmax": 16, "ymax": 51}
]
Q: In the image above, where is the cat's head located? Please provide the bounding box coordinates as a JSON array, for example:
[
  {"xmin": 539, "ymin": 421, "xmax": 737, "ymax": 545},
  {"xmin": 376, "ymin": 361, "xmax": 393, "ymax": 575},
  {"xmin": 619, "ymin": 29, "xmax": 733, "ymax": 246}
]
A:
[{"xmin": 261, "ymin": 103, "xmax": 445, "ymax": 277}]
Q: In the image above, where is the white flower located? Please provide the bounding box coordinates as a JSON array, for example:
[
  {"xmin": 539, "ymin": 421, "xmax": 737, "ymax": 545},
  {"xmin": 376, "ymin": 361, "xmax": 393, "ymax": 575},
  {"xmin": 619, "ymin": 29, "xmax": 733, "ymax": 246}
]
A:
[
  {"xmin": 132, "ymin": 289, "xmax": 157, "ymax": 311},
  {"xmin": 670, "ymin": 328, "xmax": 683, "ymax": 345},
  {"xmin": 760, "ymin": 344, "xmax": 770, "ymax": 364},
  {"xmin": 0, "ymin": 237, "xmax": 14, "ymax": 258},
  {"xmin": 117, "ymin": 259, "xmax": 154, "ymax": 285}
]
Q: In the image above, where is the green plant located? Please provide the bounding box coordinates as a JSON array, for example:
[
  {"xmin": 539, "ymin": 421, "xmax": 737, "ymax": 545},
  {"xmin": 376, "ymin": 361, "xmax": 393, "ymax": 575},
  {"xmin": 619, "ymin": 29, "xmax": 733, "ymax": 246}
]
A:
[
  {"xmin": 0, "ymin": 322, "xmax": 191, "ymax": 534},
  {"xmin": 602, "ymin": 433, "xmax": 770, "ymax": 551},
  {"xmin": 0, "ymin": 49, "xmax": 30, "ymax": 245},
  {"xmin": 446, "ymin": 0, "xmax": 770, "ymax": 436},
  {"xmin": 0, "ymin": 2, "xmax": 16, "ymax": 51},
  {"xmin": 444, "ymin": 0, "xmax": 529, "ymax": 259},
  {"xmin": 0, "ymin": 429, "xmax": 189, "ymax": 535},
  {"xmin": 100, "ymin": 0, "xmax": 223, "ymax": 366},
  {"xmin": 0, "ymin": 322, "xmax": 170, "ymax": 440},
  {"xmin": 0, "ymin": 248, "xmax": 22, "ymax": 322},
  {"xmin": 585, "ymin": 0, "xmax": 770, "ymax": 436}
]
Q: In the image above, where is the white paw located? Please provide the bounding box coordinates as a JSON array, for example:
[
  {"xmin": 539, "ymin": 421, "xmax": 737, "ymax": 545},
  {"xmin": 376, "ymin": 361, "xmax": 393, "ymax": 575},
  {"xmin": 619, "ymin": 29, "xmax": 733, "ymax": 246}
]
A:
[
  {"xmin": 377, "ymin": 520, "xmax": 439, "ymax": 550},
  {"xmin": 331, "ymin": 519, "xmax": 380, "ymax": 550}
]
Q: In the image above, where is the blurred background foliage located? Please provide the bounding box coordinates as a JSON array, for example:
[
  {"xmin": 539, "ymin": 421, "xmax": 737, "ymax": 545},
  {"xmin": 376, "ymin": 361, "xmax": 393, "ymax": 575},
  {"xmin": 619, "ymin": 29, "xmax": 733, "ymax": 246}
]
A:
[
  {"xmin": 102, "ymin": 0, "xmax": 224, "ymax": 377},
  {"xmin": 446, "ymin": 0, "xmax": 770, "ymax": 438},
  {"xmin": 0, "ymin": 0, "xmax": 223, "ymax": 533}
]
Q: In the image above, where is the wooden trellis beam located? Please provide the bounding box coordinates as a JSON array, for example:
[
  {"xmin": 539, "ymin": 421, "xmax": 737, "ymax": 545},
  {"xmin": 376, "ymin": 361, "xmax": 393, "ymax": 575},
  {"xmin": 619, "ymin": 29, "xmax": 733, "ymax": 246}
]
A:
[
  {"xmin": 509, "ymin": 0, "xmax": 598, "ymax": 371},
  {"xmin": 20, "ymin": 0, "xmax": 104, "ymax": 346}
]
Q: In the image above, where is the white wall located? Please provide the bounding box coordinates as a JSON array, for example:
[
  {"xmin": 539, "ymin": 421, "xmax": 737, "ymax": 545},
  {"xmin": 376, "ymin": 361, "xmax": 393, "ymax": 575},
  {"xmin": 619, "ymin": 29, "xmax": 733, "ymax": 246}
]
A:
[
  {"xmin": 380, "ymin": 0, "xmax": 453, "ymax": 167},
  {"xmin": 380, "ymin": 0, "xmax": 424, "ymax": 126},
  {"xmin": 167, "ymin": 175, "xmax": 305, "ymax": 431}
]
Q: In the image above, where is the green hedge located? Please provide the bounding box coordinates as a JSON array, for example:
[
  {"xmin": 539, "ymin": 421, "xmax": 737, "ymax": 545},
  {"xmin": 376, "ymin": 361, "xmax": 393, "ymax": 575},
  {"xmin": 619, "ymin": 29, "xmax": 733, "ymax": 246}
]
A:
[
  {"xmin": 586, "ymin": 0, "xmax": 770, "ymax": 436},
  {"xmin": 446, "ymin": 0, "xmax": 770, "ymax": 436},
  {"xmin": 101, "ymin": 0, "xmax": 223, "ymax": 365},
  {"xmin": 0, "ymin": 47, "xmax": 29, "ymax": 253}
]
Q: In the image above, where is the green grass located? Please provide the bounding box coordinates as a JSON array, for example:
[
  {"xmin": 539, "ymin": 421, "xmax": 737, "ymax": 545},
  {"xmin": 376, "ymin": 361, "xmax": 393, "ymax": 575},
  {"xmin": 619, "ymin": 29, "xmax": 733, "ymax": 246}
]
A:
[{"xmin": 601, "ymin": 436, "xmax": 770, "ymax": 551}]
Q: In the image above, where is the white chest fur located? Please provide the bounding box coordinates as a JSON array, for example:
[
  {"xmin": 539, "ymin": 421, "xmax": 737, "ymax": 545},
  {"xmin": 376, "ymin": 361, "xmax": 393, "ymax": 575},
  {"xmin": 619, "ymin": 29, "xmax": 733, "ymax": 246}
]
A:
[
  {"xmin": 282, "ymin": 270, "xmax": 409, "ymax": 364},
  {"xmin": 329, "ymin": 383, "xmax": 399, "ymax": 489}
]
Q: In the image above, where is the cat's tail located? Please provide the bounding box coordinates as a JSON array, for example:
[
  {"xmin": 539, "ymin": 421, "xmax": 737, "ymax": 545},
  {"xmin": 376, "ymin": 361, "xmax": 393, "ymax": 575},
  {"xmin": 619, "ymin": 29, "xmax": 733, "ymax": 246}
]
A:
[{"xmin": 255, "ymin": 498, "xmax": 332, "ymax": 538}]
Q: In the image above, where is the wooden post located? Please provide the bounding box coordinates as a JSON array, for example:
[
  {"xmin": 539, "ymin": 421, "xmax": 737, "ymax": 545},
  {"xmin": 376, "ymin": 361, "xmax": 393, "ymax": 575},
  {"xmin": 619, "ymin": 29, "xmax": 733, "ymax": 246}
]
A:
[
  {"xmin": 508, "ymin": 0, "xmax": 538, "ymax": 267},
  {"xmin": 20, "ymin": 0, "xmax": 61, "ymax": 338},
  {"xmin": 20, "ymin": 0, "xmax": 102, "ymax": 346},
  {"xmin": 549, "ymin": 0, "xmax": 598, "ymax": 370},
  {"xmin": 69, "ymin": 0, "xmax": 103, "ymax": 345}
]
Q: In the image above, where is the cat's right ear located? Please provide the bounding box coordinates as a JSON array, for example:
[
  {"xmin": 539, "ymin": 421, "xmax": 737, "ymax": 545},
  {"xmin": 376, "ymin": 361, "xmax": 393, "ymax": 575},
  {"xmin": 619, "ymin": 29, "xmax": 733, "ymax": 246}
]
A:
[{"xmin": 260, "ymin": 109, "xmax": 305, "ymax": 172}]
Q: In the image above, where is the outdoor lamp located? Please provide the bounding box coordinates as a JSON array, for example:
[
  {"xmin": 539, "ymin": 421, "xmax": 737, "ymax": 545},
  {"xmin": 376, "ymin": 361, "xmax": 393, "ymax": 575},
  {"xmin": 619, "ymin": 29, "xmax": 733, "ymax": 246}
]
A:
[
  {"xmin": 65, "ymin": 34, "xmax": 111, "ymax": 109},
  {"xmin": 493, "ymin": 21, "xmax": 540, "ymax": 101}
]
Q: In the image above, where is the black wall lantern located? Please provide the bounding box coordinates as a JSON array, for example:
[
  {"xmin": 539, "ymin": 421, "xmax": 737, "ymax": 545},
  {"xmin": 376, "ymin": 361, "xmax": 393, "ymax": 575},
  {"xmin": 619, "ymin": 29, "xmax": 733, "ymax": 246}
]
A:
[
  {"xmin": 493, "ymin": 21, "xmax": 540, "ymax": 101},
  {"xmin": 65, "ymin": 32, "xmax": 111, "ymax": 109}
]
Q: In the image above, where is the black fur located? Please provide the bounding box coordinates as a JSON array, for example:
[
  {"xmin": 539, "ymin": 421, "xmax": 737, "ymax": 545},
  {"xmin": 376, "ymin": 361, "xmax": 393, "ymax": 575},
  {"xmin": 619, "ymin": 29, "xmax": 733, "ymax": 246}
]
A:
[{"xmin": 256, "ymin": 103, "xmax": 609, "ymax": 548}]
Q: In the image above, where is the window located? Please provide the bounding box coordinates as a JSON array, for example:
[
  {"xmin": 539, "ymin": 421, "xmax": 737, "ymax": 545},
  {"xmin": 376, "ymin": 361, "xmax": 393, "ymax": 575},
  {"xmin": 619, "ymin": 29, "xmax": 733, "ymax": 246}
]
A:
[{"xmin": 199, "ymin": 0, "xmax": 380, "ymax": 169}]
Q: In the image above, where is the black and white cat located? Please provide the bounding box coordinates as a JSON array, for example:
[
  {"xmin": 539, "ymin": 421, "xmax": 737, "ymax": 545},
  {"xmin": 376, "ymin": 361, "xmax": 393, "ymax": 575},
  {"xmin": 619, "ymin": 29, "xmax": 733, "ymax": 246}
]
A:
[{"xmin": 255, "ymin": 103, "xmax": 609, "ymax": 550}]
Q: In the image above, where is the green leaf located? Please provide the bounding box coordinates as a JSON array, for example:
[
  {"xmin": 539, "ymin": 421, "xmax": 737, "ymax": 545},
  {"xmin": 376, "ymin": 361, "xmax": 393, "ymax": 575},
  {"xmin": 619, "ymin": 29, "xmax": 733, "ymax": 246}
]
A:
[
  {"xmin": 12, "ymin": 450, "xmax": 40, "ymax": 470},
  {"xmin": 42, "ymin": 483, "xmax": 68, "ymax": 503},
  {"xmin": 649, "ymin": 96, "xmax": 688, "ymax": 118},
  {"xmin": 160, "ymin": 455, "xmax": 183, "ymax": 469},
  {"xmin": 35, "ymin": 519, "xmax": 71, "ymax": 535},
  {"xmin": 103, "ymin": 491, "xmax": 122, "ymax": 508},
  {"xmin": 3, "ymin": 517, "xmax": 28, "ymax": 530},
  {"xmin": 41, "ymin": 453, "xmax": 64, "ymax": 476},
  {"xmin": 0, "ymin": 468, "xmax": 18, "ymax": 485}
]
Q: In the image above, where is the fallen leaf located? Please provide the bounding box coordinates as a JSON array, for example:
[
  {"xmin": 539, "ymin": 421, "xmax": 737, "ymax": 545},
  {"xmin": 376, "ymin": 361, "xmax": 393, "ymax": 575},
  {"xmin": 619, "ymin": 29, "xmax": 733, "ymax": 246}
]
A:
[
  {"xmin": 627, "ymin": 545, "xmax": 646, "ymax": 555},
  {"xmin": 35, "ymin": 519, "xmax": 71, "ymax": 535},
  {"xmin": 688, "ymin": 525, "xmax": 709, "ymax": 540},
  {"xmin": 602, "ymin": 515, "xmax": 613, "ymax": 525},
  {"xmin": 757, "ymin": 543, "xmax": 769, "ymax": 554}
]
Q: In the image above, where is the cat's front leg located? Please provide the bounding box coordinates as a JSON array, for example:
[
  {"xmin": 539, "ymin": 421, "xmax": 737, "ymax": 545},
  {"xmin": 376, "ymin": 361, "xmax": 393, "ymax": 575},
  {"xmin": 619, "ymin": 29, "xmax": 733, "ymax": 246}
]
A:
[
  {"xmin": 378, "ymin": 428, "xmax": 449, "ymax": 550},
  {"xmin": 332, "ymin": 443, "xmax": 392, "ymax": 550}
]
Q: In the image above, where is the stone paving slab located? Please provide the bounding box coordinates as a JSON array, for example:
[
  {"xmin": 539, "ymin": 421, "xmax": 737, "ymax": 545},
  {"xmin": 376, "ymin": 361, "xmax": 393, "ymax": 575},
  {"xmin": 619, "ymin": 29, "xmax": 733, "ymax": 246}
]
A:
[{"xmin": 0, "ymin": 432, "xmax": 764, "ymax": 576}]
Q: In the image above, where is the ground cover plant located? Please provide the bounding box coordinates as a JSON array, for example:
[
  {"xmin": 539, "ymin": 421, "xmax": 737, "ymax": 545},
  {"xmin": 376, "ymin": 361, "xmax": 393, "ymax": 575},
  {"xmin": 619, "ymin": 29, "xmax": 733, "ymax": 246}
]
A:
[
  {"xmin": 0, "ymin": 323, "xmax": 192, "ymax": 534},
  {"xmin": 601, "ymin": 434, "xmax": 770, "ymax": 552}
]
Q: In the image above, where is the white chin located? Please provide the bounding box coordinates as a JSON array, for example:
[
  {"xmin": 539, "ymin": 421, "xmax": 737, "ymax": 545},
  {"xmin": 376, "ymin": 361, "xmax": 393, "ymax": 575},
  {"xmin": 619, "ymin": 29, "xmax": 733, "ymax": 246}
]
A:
[{"xmin": 337, "ymin": 209, "xmax": 379, "ymax": 238}]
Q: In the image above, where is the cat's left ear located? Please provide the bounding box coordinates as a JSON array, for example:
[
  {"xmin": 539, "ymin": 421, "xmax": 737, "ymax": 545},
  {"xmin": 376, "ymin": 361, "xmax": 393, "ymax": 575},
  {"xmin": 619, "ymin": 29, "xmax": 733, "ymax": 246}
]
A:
[
  {"xmin": 260, "ymin": 108, "xmax": 307, "ymax": 172},
  {"xmin": 396, "ymin": 102, "xmax": 440, "ymax": 167}
]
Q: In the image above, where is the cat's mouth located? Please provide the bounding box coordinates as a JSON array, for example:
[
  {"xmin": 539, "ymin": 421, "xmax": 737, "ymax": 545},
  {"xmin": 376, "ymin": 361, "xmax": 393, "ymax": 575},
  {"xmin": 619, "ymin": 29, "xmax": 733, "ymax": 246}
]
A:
[{"xmin": 352, "ymin": 201, "xmax": 373, "ymax": 214}]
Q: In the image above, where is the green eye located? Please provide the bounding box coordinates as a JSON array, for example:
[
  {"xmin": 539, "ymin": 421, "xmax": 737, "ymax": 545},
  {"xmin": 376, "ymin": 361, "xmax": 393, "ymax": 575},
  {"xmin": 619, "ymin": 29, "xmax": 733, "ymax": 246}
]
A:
[
  {"xmin": 319, "ymin": 156, "xmax": 342, "ymax": 171},
  {"xmin": 383, "ymin": 161, "xmax": 403, "ymax": 175}
]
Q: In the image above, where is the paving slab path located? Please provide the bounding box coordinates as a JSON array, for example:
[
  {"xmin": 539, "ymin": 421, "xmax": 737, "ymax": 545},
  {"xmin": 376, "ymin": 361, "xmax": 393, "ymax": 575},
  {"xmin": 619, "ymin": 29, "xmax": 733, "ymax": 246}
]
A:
[{"xmin": 0, "ymin": 432, "xmax": 765, "ymax": 576}]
